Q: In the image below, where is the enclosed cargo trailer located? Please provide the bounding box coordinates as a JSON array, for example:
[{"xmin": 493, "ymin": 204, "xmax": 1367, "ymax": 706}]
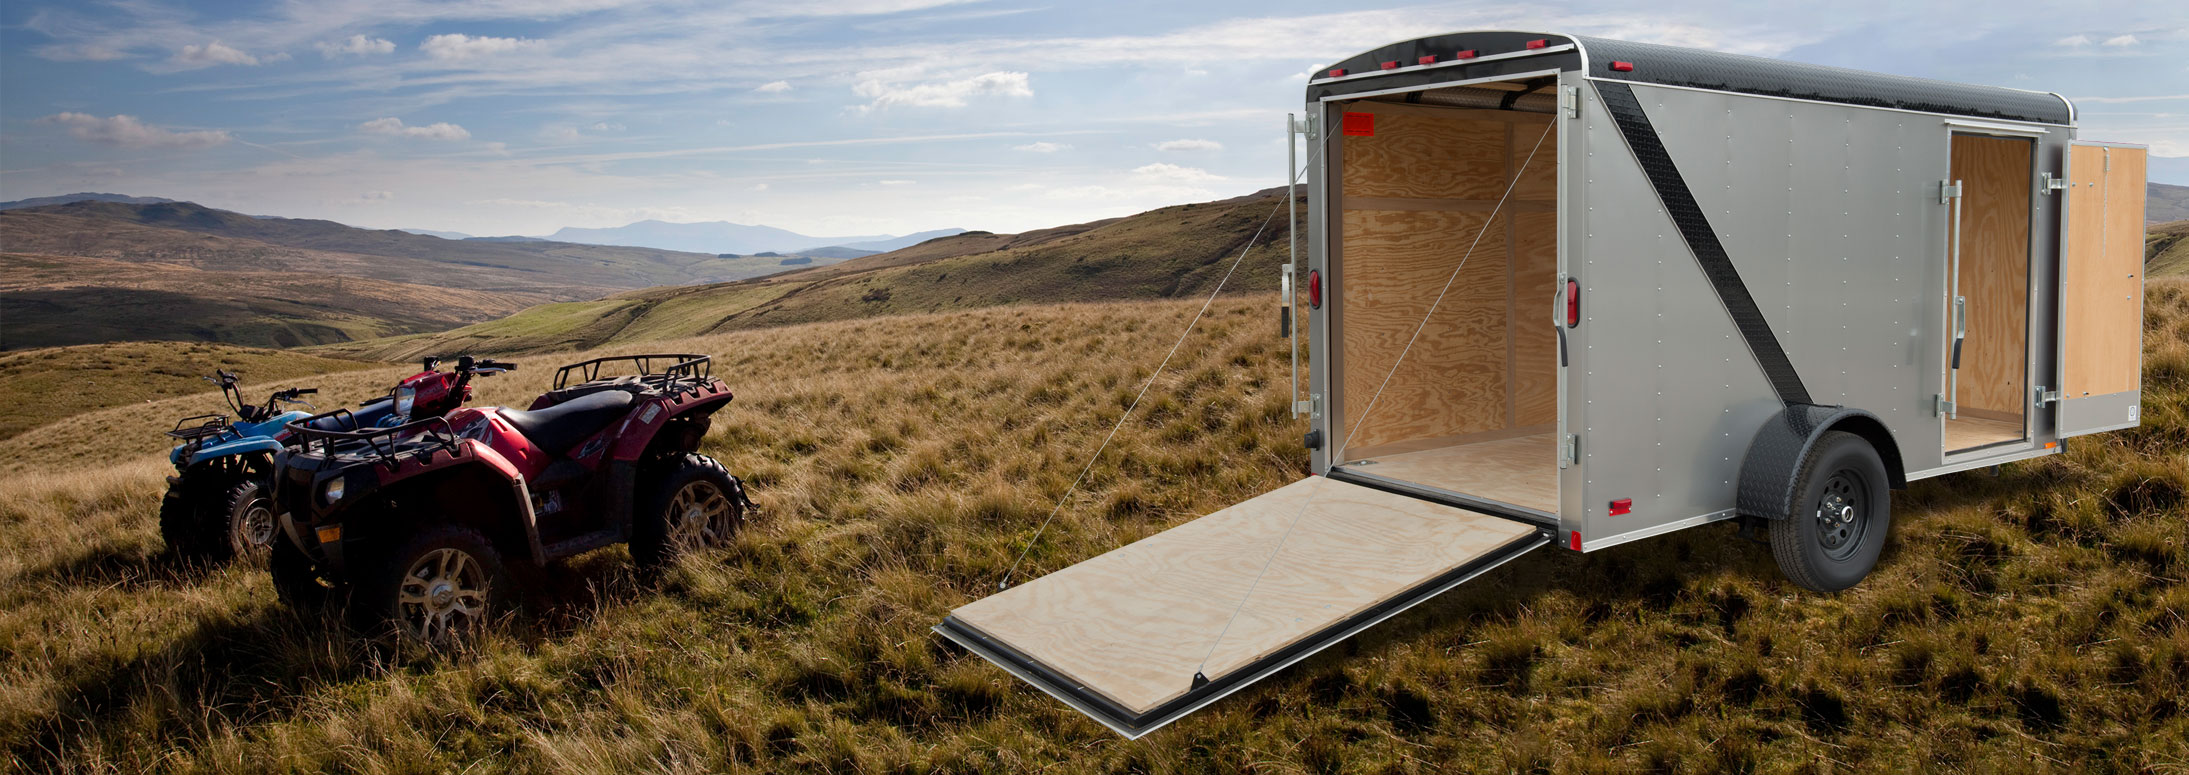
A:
[{"xmin": 939, "ymin": 31, "xmax": 2148, "ymax": 738}]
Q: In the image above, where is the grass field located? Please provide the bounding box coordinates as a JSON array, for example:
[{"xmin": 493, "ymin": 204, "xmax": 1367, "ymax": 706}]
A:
[
  {"xmin": 1, "ymin": 280, "xmax": 2184, "ymax": 774},
  {"xmin": 0, "ymin": 342, "xmax": 376, "ymax": 442}
]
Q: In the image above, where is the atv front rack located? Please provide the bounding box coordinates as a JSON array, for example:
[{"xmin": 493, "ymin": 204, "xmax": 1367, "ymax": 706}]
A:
[
  {"xmin": 284, "ymin": 410, "xmax": 458, "ymax": 467},
  {"xmin": 552, "ymin": 353, "xmax": 713, "ymax": 393}
]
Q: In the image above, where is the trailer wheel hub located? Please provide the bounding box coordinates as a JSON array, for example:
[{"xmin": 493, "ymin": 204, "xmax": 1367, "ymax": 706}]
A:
[{"xmin": 1814, "ymin": 471, "xmax": 1867, "ymax": 557}]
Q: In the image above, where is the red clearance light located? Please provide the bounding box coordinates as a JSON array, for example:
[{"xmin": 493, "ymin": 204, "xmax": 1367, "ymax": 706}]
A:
[
  {"xmin": 1611, "ymin": 61, "xmax": 1635, "ymax": 72},
  {"xmin": 1381, "ymin": 60, "xmax": 1399, "ymax": 70},
  {"xmin": 1417, "ymin": 55, "xmax": 1437, "ymax": 65},
  {"xmin": 1609, "ymin": 498, "xmax": 1633, "ymax": 516},
  {"xmin": 1327, "ymin": 68, "xmax": 1346, "ymax": 78},
  {"xmin": 1455, "ymin": 49, "xmax": 1478, "ymax": 59},
  {"xmin": 1569, "ymin": 531, "xmax": 1583, "ymax": 551},
  {"xmin": 1307, "ymin": 269, "xmax": 1322, "ymax": 309},
  {"xmin": 1527, "ymin": 39, "xmax": 1548, "ymax": 49},
  {"xmin": 1565, "ymin": 278, "xmax": 1581, "ymax": 327}
]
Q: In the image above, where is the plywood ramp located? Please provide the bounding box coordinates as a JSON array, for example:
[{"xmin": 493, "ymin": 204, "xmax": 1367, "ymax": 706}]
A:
[{"xmin": 946, "ymin": 476, "xmax": 1538, "ymax": 722}]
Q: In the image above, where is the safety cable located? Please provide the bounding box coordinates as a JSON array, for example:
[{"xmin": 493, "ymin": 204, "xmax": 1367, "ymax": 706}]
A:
[
  {"xmin": 1192, "ymin": 120, "xmax": 1555, "ymax": 681},
  {"xmin": 996, "ymin": 139, "xmax": 1325, "ymax": 590}
]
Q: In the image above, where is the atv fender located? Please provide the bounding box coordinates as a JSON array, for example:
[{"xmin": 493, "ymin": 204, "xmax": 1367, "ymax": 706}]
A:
[
  {"xmin": 182, "ymin": 436, "xmax": 283, "ymax": 468},
  {"xmin": 607, "ymin": 389, "xmax": 733, "ymax": 462},
  {"xmin": 298, "ymin": 441, "xmax": 546, "ymax": 574}
]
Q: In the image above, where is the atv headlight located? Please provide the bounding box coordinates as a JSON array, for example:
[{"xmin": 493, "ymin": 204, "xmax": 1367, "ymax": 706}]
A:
[
  {"xmin": 394, "ymin": 386, "xmax": 416, "ymax": 417},
  {"xmin": 322, "ymin": 478, "xmax": 345, "ymax": 504}
]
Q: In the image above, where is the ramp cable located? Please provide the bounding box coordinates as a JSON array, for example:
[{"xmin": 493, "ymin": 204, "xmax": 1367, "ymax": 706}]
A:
[
  {"xmin": 1192, "ymin": 121, "xmax": 1555, "ymax": 681},
  {"xmin": 996, "ymin": 140, "xmax": 1325, "ymax": 591}
]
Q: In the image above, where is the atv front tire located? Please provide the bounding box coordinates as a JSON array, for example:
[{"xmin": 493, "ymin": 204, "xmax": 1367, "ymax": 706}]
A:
[
  {"xmin": 633, "ymin": 453, "xmax": 744, "ymax": 576},
  {"xmin": 161, "ymin": 474, "xmax": 275, "ymax": 565},
  {"xmin": 270, "ymin": 534, "xmax": 340, "ymax": 611},
  {"xmin": 349, "ymin": 525, "xmax": 511, "ymax": 646}
]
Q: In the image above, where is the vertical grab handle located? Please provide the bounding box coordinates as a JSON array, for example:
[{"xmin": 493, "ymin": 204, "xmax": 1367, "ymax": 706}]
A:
[
  {"xmin": 1944, "ymin": 178, "xmax": 1964, "ymax": 420},
  {"xmin": 1552, "ymin": 274, "xmax": 1570, "ymax": 367}
]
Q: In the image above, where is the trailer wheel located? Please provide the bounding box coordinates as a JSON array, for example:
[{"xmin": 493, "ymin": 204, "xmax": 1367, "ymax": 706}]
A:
[{"xmin": 1768, "ymin": 431, "xmax": 1892, "ymax": 592}]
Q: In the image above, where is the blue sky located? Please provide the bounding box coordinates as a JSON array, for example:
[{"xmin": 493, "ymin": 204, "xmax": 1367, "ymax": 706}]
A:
[{"xmin": 2, "ymin": 0, "xmax": 2183, "ymax": 238}]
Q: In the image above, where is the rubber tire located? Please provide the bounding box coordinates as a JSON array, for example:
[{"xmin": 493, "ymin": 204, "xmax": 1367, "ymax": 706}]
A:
[
  {"xmin": 347, "ymin": 525, "xmax": 511, "ymax": 645},
  {"xmin": 1768, "ymin": 431, "xmax": 1892, "ymax": 592},
  {"xmin": 632, "ymin": 453, "xmax": 743, "ymax": 577},
  {"xmin": 270, "ymin": 534, "xmax": 340, "ymax": 611},
  {"xmin": 159, "ymin": 473, "xmax": 269, "ymax": 565},
  {"xmin": 218, "ymin": 478, "xmax": 277, "ymax": 564}
]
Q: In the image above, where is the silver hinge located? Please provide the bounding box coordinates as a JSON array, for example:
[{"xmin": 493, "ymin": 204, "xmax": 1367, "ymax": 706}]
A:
[
  {"xmin": 2040, "ymin": 172, "xmax": 2069, "ymax": 195},
  {"xmin": 1939, "ymin": 180, "xmax": 1962, "ymax": 203},
  {"xmin": 1558, "ymin": 434, "xmax": 1579, "ymax": 468},
  {"xmin": 1934, "ymin": 394, "xmax": 1956, "ymax": 417},
  {"xmin": 2035, "ymin": 386, "xmax": 2060, "ymax": 407},
  {"xmin": 1291, "ymin": 115, "xmax": 1313, "ymax": 137},
  {"xmin": 1561, "ymin": 86, "xmax": 1580, "ymax": 119},
  {"xmin": 1294, "ymin": 394, "xmax": 1320, "ymax": 417}
]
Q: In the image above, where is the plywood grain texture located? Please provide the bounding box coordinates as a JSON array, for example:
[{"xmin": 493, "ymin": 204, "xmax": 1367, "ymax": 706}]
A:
[
  {"xmin": 1342, "ymin": 111, "xmax": 1508, "ymax": 201},
  {"xmin": 1512, "ymin": 211, "xmax": 1560, "ymax": 426},
  {"xmin": 1949, "ymin": 135, "xmax": 2031, "ymax": 417},
  {"xmin": 1340, "ymin": 208, "xmax": 1508, "ymax": 451},
  {"xmin": 949, "ymin": 476, "xmax": 1536, "ymax": 714},
  {"xmin": 1945, "ymin": 414, "xmax": 2024, "ymax": 452},
  {"xmin": 2063, "ymin": 144, "xmax": 2147, "ymax": 398},
  {"xmin": 1351, "ymin": 433, "xmax": 1560, "ymax": 513}
]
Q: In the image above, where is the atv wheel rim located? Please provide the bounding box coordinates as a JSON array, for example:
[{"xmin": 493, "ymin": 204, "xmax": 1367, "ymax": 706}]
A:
[
  {"xmin": 235, "ymin": 499, "xmax": 277, "ymax": 553},
  {"xmin": 1814, "ymin": 470, "xmax": 1868, "ymax": 560},
  {"xmin": 396, "ymin": 548, "xmax": 488, "ymax": 644},
  {"xmin": 667, "ymin": 480, "xmax": 733, "ymax": 552}
]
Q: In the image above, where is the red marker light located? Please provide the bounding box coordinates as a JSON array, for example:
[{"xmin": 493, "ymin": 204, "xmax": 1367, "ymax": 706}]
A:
[
  {"xmin": 1527, "ymin": 39, "xmax": 1548, "ymax": 49},
  {"xmin": 1418, "ymin": 55, "xmax": 1437, "ymax": 65},
  {"xmin": 1565, "ymin": 279, "xmax": 1581, "ymax": 327},
  {"xmin": 1569, "ymin": 531, "xmax": 1583, "ymax": 551},
  {"xmin": 1307, "ymin": 269, "xmax": 1322, "ymax": 309},
  {"xmin": 1611, "ymin": 61, "xmax": 1635, "ymax": 72},
  {"xmin": 1609, "ymin": 498, "xmax": 1632, "ymax": 516},
  {"xmin": 1327, "ymin": 68, "xmax": 1346, "ymax": 78},
  {"xmin": 1381, "ymin": 60, "xmax": 1399, "ymax": 70},
  {"xmin": 1455, "ymin": 49, "xmax": 1478, "ymax": 59}
]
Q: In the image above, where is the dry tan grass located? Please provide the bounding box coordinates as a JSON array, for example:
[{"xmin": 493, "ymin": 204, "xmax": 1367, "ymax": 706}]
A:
[{"xmin": 1, "ymin": 285, "xmax": 2184, "ymax": 773}]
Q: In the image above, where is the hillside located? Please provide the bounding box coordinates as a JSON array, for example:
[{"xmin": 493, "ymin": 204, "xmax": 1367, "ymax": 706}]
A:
[
  {"xmin": 1, "ymin": 279, "xmax": 2184, "ymax": 771},
  {"xmin": 0, "ymin": 192, "xmax": 175, "ymax": 210},
  {"xmin": 0, "ymin": 254, "xmax": 539, "ymax": 351},
  {"xmin": 2151, "ymin": 183, "xmax": 2189, "ymax": 224},
  {"xmin": 315, "ymin": 187, "xmax": 1299, "ymax": 360},
  {"xmin": 0, "ymin": 341, "xmax": 373, "ymax": 441},
  {"xmin": 2151, "ymin": 220, "xmax": 2189, "ymax": 278}
]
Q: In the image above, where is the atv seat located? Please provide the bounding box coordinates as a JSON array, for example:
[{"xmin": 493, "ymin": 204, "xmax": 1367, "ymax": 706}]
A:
[
  {"xmin": 499, "ymin": 390, "xmax": 635, "ymax": 453},
  {"xmin": 537, "ymin": 375, "xmax": 652, "ymax": 406}
]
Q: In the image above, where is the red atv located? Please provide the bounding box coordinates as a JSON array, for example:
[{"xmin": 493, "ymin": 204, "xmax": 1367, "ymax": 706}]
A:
[
  {"xmin": 272, "ymin": 354, "xmax": 752, "ymax": 643},
  {"xmin": 391, "ymin": 355, "xmax": 516, "ymax": 421}
]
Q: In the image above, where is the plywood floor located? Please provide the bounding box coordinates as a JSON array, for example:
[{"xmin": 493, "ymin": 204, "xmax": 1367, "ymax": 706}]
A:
[
  {"xmin": 949, "ymin": 476, "xmax": 1536, "ymax": 715},
  {"xmin": 1346, "ymin": 433, "xmax": 1559, "ymax": 513},
  {"xmin": 1945, "ymin": 414, "xmax": 2024, "ymax": 452}
]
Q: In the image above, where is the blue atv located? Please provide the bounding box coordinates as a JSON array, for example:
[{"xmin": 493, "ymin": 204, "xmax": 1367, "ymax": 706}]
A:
[{"xmin": 160, "ymin": 371, "xmax": 396, "ymax": 564}]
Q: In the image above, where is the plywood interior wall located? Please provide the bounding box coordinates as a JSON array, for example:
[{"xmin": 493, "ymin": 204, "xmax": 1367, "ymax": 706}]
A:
[
  {"xmin": 1338, "ymin": 101, "xmax": 1558, "ymax": 457},
  {"xmin": 1948, "ymin": 135, "xmax": 2032, "ymax": 419},
  {"xmin": 2063, "ymin": 144, "xmax": 2147, "ymax": 399}
]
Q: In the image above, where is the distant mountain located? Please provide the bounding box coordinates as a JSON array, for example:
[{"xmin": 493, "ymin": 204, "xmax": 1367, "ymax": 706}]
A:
[
  {"xmin": 547, "ymin": 219, "xmax": 900, "ymax": 255},
  {"xmin": 2150, "ymin": 182, "xmax": 2189, "ymax": 224},
  {"xmin": 830, "ymin": 228, "xmax": 969, "ymax": 253},
  {"xmin": 464, "ymin": 235, "xmax": 551, "ymax": 243},
  {"xmin": 0, "ymin": 192, "xmax": 175, "ymax": 211},
  {"xmin": 401, "ymin": 228, "xmax": 473, "ymax": 240},
  {"xmin": 795, "ymin": 246, "xmax": 881, "ymax": 260}
]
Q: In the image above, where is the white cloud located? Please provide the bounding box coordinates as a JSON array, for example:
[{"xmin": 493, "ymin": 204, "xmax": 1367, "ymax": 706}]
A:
[
  {"xmin": 317, "ymin": 34, "xmax": 394, "ymax": 57},
  {"xmin": 356, "ymin": 190, "xmax": 395, "ymax": 202},
  {"xmin": 749, "ymin": 183, "xmax": 770, "ymax": 192},
  {"xmin": 2103, "ymin": 34, "xmax": 2140, "ymax": 47},
  {"xmin": 540, "ymin": 125, "xmax": 583, "ymax": 142},
  {"xmin": 173, "ymin": 41, "xmax": 259, "ymax": 68},
  {"xmin": 853, "ymin": 71, "xmax": 1031, "ymax": 110},
  {"xmin": 2055, "ymin": 34, "xmax": 2092, "ymax": 47},
  {"xmin": 1131, "ymin": 162, "xmax": 1226, "ymax": 183},
  {"xmin": 40, "ymin": 113, "xmax": 232, "ymax": 149},
  {"xmin": 359, "ymin": 117, "xmax": 471, "ymax": 141},
  {"xmin": 589, "ymin": 121, "xmax": 624, "ymax": 132},
  {"xmin": 755, "ymin": 80, "xmax": 793, "ymax": 93},
  {"xmin": 1155, "ymin": 138, "xmax": 1223, "ymax": 152},
  {"xmin": 1013, "ymin": 141, "xmax": 1069, "ymax": 152},
  {"xmin": 421, "ymin": 33, "xmax": 531, "ymax": 61},
  {"xmin": 877, "ymin": 179, "xmax": 916, "ymax": 185}
]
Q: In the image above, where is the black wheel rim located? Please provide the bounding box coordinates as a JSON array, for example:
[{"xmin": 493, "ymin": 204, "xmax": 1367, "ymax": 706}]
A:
[{"xmin": 1813, "ymin": 469, "xmax": 1869, "ymax": 560}]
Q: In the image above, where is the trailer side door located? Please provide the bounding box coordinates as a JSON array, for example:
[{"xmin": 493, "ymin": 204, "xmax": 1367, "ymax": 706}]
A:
[{"xmin": 2056, "ymin": 142, "xmax": 2146, "ymax": 437}]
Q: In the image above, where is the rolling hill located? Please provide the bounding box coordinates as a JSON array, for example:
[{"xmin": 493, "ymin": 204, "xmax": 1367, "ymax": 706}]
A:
[
  {"xmin": 2149, "ymin": 219, "xmax": 2189, "ymax": 278},
  {"xmin": 0, "ymin": 341, "xmax": 374, "ymax": 441},
  {"xmin": 313, "ymin": 187, "xmax": 1301, "ymax": 360},
  {"xmin": 2151, "ymin": 183, "xmax": 2189, "ymax": 224}
]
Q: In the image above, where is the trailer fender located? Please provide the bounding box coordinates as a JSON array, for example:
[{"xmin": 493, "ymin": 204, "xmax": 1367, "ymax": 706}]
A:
[{"xmin": 1736, "ymin": 405, "xmax": 1906, "ymax": 521}]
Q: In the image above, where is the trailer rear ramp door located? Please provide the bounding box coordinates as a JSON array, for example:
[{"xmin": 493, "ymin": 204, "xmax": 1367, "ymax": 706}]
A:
[{"xmin": 937, "ymin": 476, "xmax": 1550, "ymax": 738}]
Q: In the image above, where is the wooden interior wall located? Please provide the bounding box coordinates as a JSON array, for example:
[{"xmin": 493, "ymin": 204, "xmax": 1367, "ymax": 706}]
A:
[
  {"xmin": 1949, "ymin": 135, "xmax": 2032, "ymax": 417},
  {"xmin": 1339, "ymin": 101, "xmax": 1557, "ymax": 456},
  {"xmin": 2063, "ymin": 144, "xmax": 2147, "ymax": 398}
]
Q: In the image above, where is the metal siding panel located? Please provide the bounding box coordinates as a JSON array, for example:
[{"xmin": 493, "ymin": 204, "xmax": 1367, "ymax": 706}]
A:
[
  {"xmin": 1573, "ymin": 89, "xmax": 1779, "ymax": 546},
  {"xmin": 1638, "ymin": 84, "xmax": 1947, "ymax": 475}
]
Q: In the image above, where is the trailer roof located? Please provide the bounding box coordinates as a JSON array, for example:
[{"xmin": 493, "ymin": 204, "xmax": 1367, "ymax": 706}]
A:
[{"xmin": 1309, "ymin": 32, "xmax": 2072, "ymax": 126}]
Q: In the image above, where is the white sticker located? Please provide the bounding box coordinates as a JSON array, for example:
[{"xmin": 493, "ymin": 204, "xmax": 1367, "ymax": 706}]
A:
[{"xmin": 640, "ymin": 404, "xmax": 661, "ymax": 424}]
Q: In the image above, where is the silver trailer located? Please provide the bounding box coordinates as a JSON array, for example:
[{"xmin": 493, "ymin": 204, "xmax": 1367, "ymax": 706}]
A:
[{"xmin": 938, "ymin": 32, "xmax": 2150, "ymax": 738}]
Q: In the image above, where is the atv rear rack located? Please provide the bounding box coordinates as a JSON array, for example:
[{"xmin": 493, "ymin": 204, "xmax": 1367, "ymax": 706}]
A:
[
  {"xmin": 552, "ymin": 353, "xmax": 713, "ymax": 393},
  {"xmin": 166, "ymin": 414, "xmax": 232, "ymax": 443},
  {"xmin": 284, "ymin": 410, "xmax": 458, "ymax": 467}
]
